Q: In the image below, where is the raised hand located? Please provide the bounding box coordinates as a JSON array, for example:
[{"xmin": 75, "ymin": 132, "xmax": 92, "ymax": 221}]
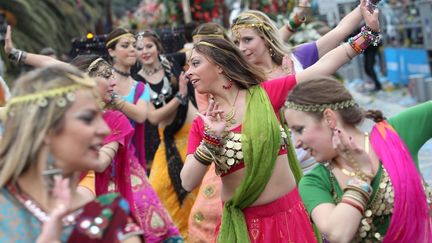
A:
[
  {"xmin": 36, "ymin": 176, "xmax": 71, "ymax": 243},
  {"xmin": 360, "ymin": 0, "xmax": 380, "ymax": 32},
  {"xmin": 179, "ymin": 71, "xmax": 189, "ymax": 97},
  {"xmin": 197, "ymin": 99, "xmax": 226, "ymax": 137},
  {"xmin": 332, "ymin": 128, "xmax": 373, "ymax": 182},
  {"xmin": 4, "ymin": 25, "xmax": 14, "ymax": 55},
  {"xmin": 282, "ymin": 54, "xmax": 295, "ymax": 75}
]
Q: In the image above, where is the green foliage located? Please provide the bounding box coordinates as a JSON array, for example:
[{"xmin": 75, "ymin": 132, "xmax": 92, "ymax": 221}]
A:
[{"xmin": 0, "ymin": 0, "xmax": 105, "ymax": 76}]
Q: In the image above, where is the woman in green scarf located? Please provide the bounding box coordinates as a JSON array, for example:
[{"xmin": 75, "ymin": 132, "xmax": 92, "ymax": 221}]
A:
[{"xmin": 180, "ymin": 3, "xmax": 379, "ymax": 241}]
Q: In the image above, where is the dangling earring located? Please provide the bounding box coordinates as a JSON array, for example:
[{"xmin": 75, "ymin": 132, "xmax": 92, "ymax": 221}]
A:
[
  {"xmin": 222, "ymin": 80, "xmax": 233, "ymax": 90},
  {"xmin": 269, "ymin": 47, "xmax": 275, "ymax": 57},
  {"xmin": 41, "ymin": 153, "xmax": 63, "ymax": 194}
]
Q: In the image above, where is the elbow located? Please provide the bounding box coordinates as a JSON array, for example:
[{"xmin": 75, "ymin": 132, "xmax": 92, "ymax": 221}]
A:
[
  {"xmin": 321, "ymin": 227, "xmax": 353, "ymax": 243},
  {"xmin": 180, "ymin": 170, "xmax": 197, "ymax": 192}
]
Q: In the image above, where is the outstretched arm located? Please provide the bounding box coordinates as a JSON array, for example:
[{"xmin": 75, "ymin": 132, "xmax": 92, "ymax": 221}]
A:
[
  {"xmin": 280, "ymin": 0, "xmax": 311, "ymax": 42},
  {"xmin": 296, "ymin": 0, "xmax": 380, "ymax": 83},
  {"xmin": 4, "ymin": 25, "xmax": 68, "ymax": 68},
  {"xmin": 316, "ymin": 5, "xmax": 363, "ymax": 58}
]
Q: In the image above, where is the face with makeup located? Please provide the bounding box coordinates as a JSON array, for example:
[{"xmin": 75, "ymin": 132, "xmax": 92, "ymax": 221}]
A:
[
  {"xmin": 47, "ymin": 89, "xmax": 110, "ymax": 173},
  {"xmin": 108, "ymin": 36, "xmax": 137, "ymax": 67},
  {"xmin": 285, "ymin": 109, "xmax": 337, "ymax": 162},
  {"xmin": 233, "ymin": 28, "xmax": 270, "ymax": 66}
]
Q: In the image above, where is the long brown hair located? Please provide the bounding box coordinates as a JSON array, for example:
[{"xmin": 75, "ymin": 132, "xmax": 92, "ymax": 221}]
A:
[{"xmin": 193, "ymin": 38, "xmax": 266, "ymax": 89}]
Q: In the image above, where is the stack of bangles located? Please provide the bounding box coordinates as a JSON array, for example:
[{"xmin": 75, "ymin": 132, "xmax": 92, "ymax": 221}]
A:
[
  {"xmin": 341, "ymin": 178, "xmax": 373, "ymax": 214},
  {"xmin": 193, "ymin": 131, "xmax": 222, "ymax": 166},
  {"xmin": 8, "ymin": 48, "xmax": 27, "ymax": 65},
  {"xmin": 286, "ymin": 10, "xmax": 307, "ymax": 33},
  {"xmin": 110, "ymin": 92, "xmax": 126, "ymax": 110},
  {"xmin": 349, "ymin": 26, "xmax": 381, "ymax": 54}
]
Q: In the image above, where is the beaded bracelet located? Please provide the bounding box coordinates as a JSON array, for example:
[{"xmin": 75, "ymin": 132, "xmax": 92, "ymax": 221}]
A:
[{"xmin": 348, "ymin": 26, "xmax": 381, "ymax": 54}]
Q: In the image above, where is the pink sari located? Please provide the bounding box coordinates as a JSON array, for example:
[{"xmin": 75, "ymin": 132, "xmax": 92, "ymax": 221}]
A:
[
  {"xmin": 96, "ymin": 110, "xmax": 182, "ymax": 242},
  {"xmin": 371, "ymin": 121, "xmax": 431, "ymax": 242}
]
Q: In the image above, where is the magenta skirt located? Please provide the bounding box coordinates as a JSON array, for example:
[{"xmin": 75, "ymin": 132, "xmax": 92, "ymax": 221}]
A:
[{"xmin": 217, "ymin": 188, "xmax": 317, "ymax": 243}]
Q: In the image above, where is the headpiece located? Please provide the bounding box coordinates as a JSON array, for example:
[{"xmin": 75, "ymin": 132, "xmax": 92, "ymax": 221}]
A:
[
  {"xmin": 284, "ymin": 99, "xmax": 358, "ymax": 112},
  {"xmin": 105, "ymin": 33, "xmax": 135, "ymax": 48},
  {"xmin": 5, "ymin": 74, "xmax": 97, "ymax": 118},
  {"xmin": 192, "ymin": 34, "xmax": 224, "ymax": 42},
  {"xmin": 231, "ymin": 12, "xmax": 271, "ymax": 34},
  {"xmin": 87, "ymin": 57, "xmax": 106, "ymax": 73},
  {"xmin": 194, "ymin": 41, "xmax": 225, "ymax": 52}
]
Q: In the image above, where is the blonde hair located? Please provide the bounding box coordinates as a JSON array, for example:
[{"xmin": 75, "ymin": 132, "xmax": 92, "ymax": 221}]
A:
[
  {"xmin": 0, "ymin": 65, "xmax": 93, "ymax": 187},
  {"xmin": 231, "ymin": 10, "xmax": 291, "ymax": 65}
]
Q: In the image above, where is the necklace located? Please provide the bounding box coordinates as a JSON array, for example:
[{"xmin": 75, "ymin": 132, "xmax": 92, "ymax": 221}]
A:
[
  {"xmin": 143, "ymin": 64, "xmax": 163, "ymax": 76},
  {"xmin": 224, "ymin": 89, "xmax": 240, "ymax": 126},
  {"xmin": 113, "ymin": 67, "xmax": 130, "ymax": 77}
]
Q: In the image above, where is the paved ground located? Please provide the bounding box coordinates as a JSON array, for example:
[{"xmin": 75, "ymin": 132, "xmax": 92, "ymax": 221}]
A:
[{"xmin": 347, "ymin": 81, "xmax": 432, "ymax": 185}]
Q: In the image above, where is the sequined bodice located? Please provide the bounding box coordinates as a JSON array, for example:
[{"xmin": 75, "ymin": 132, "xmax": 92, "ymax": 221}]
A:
[{"xmin": 213, "ymin": 126, "xmax": 288, "ymax": 176}]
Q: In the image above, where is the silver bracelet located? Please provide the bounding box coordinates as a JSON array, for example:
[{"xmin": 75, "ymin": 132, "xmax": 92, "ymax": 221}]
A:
[{"xmin": 8, "ymin": 48, "xmax": 26, "ymax": 64}]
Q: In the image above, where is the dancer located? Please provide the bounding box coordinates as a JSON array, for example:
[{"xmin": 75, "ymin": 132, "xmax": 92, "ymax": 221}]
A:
[
  {"xmin": 285, "ymin": 78, "xmax": 432, "ymax": 242},
  {"xmin": 0, "ymin": 65, "xmax": 143, "ymax": 242}
]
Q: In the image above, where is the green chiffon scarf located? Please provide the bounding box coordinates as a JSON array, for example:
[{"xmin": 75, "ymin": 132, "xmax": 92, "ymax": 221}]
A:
[{"xmin": 217, "ymin": 85, "xmax": 281, "ymax": 242}]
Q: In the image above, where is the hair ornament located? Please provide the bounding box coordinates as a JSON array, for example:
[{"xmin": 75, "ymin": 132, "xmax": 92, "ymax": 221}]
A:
[
  {"xmin": 194, "ymin": 41, "xmax": 226, "ymax": 52},
  {"xmin": 192, "ymin": 34, "xmax": 224, "ymax": 42},
  {"xmin": 5, "ymin": 74, "xmax": 97, "ymax": 118},
  {"xmin": 284, "ymin": 99, "xmax": 358, "ymax": 112},
  {"xmin": 106, "ymin": 33, "xmax": 135, "ymax": 48},
  {"xmin": 87, "ymin": 57, "xmax": 106, "ymax": 73}
]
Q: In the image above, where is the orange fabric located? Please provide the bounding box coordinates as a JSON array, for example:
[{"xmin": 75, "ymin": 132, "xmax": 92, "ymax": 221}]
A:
[{"xmin": 78, "ymin": 170, "xmax": 96, "ymax": 195}]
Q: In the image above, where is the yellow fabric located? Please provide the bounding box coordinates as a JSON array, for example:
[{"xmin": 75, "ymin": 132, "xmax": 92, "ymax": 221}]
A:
[
  {"xmin": 78, "ymin": 171, "xmax": 96, "ymax": 195},
  {"xmin": 149, "ymin": 124, "xmax": 198, "ymax": 240}
]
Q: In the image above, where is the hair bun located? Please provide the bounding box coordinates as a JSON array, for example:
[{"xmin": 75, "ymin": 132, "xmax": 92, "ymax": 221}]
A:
[{"xmin": 365, "ymin": 109, "xmax": 385, "ymax": 123}]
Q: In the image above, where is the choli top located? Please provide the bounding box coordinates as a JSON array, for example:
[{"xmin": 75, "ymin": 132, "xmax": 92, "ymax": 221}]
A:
[{"xmin": 187, "ymin": 75, "xmax": 297, "ymax": 177}]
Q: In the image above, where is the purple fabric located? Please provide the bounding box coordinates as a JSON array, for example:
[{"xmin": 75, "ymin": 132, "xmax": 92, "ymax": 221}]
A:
[{"xmin": 293, "ymin": 41, "xmax": 319, "ymax": 69}]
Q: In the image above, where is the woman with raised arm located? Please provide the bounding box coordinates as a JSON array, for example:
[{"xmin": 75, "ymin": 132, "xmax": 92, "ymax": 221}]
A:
[
  {"xmin": 285, "ymin": 78, "xmax": 432, "ymax": 242},
  {"xmin": 0, "ymin": 65, "xmax": 143, "ymax": 242},
  {"xmin": 180, "ymin": 1, "xmax": 380, "ymax": 241}
]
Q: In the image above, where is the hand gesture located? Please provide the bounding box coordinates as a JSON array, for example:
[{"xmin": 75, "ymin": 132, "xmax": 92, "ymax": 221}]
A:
[
  {"xmin": 332, "ymin": 129, "xmax": 373, "ymax": 182},
  {"xmin": 198, "ymin": 99, "xmax": 226, "ymax": 137},
  {"xmin": 282, "ymin": 54, "xmax": 295, "ymax": 75},
  {"xmin": 298, "ymin": 0, "xmax": 310, "ymax": 7},
  {"xmin": 36, "ymin": 176, "xmax": 71, "ymax": 243},
  {"xmin": 4, "ymin": 25, "xmax": 14, "ymax": 55},
  {"xmin": 179, "ymin": 71, "xmax": 189, "ymax": 97},
  {"xmin": 360, "ymin": 0, "xmax": 380, "ymax": 32}
]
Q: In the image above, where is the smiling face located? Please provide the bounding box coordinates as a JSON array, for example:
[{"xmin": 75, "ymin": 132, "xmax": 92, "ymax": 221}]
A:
[
  {"xmin": 47, "ymin": 89, "xmax": 110, "ymax": 174},
  {"xmin": 285, "ymin": 109, "xmax": 337, "ymax": 162},
  {"xmin": 109, "ymin": 36, "xmax": 137, "ymax": 67},
  {"xmin": 136, "ymin": 37, "xmax": 159, "ymax": 66},
  {"xmin": 233, "ymin": 28, "xmax": 270, "ymax": 66},
  {"xmin": 186, "ymin": 49, "xmax": 221, "ymax": 94}
]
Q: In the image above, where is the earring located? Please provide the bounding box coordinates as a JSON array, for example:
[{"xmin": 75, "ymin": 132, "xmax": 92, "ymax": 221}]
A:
[
  {"xmin": 269, "ymin": 47, "xmax": 275, "ymax": 57},
  {"xmin": 41, "ymin": 153, "xmax": 63, "ymax": 194},
  {"xmin": 222, "ymin": 80, "xmax": 233, "ymax": 90}
]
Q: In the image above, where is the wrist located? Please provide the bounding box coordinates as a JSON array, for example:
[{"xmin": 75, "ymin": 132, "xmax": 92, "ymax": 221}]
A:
[
  {"xmin": 348, "ymin": 25, "xmax": 380, "ymax": 54},
  {"xmin": 175, "ymin": 92, "xmax": 188, "ymax": 105},
  {"xmin": 8, "ymin": 48, "xmax": 27, "ymax": 65}
]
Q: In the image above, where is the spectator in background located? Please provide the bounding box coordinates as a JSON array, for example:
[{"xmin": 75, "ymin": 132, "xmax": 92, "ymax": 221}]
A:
[{"xmin": 39, "ymin": 47, "xmax": 58, "ymax": 59}]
